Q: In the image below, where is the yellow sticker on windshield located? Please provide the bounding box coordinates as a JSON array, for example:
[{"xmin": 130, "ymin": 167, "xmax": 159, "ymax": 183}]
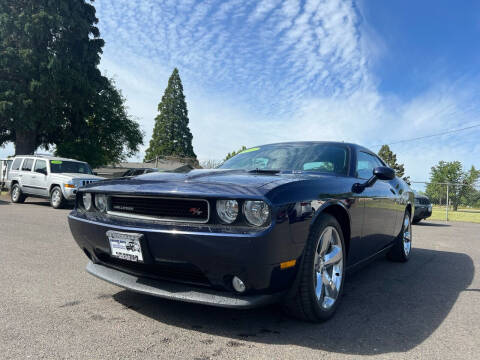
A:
[
  {"xmin": 51, "ymin": 160, "xmax": 63, "ymax": 164},
  {"xmin": 239, "ymin": 147, "xmax": 260, "ymax": 154}
]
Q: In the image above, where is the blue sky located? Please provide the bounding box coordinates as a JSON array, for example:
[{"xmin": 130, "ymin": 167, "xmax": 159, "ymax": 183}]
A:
[{"xmin": 2, "ymin": 0, "xmax": 480, "ymax": 187}]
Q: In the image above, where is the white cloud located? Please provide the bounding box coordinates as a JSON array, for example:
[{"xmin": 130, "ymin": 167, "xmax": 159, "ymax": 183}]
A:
[
  {"xmin": 90, "ymin": 0, "xmax": 480, "ymax": 180},
  {"xmin": 4, "ymin": 0, "xmax": 479, "ymax": 183}
]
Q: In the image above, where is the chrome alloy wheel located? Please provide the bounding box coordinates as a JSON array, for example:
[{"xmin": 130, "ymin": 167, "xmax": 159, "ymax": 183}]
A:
[
  {"xmin": 403, "ymin": 214, "xmax": 412, "ymax": 256},
  {"xmin": 52, "ymin": 189, "xmax": 61, "ymax": 207},
  {"xmin": 12, "ymin": 186, "xmax": 19, "ymax": 201},
  {"xmin": 314, "ymin": 226, "xmax": 344, "ymax": 310}
]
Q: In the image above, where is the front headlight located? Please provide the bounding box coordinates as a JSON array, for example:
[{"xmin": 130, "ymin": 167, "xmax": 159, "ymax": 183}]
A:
[
  {"xmin": 216, "ymin": 199, "xmax": 239, "ymax": 224},
  {"xmin": 243, "ymin": 200, "xmax": 270, "ymax": 226},
  {"xmin": 94, "ymin": 194, "xmax": 107, "ymax": 212},
  {"xmin": 82, "ymin": 193, "xmax": 92, "ymax": 211}
]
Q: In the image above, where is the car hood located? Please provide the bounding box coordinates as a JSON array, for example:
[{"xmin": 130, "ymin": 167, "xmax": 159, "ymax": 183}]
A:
[
  {"xmin": 83, "ymin": 169, "xmax": 325, "ymax": 197},
  {"xmin": 52, "ymin": 173, "xmax": 105, "ymax": 181}
]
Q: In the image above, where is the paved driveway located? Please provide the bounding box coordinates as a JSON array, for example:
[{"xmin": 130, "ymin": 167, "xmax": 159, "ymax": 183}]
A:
[{"xmin": 0, "ymin": 196, "xmax": 479, "ymax": 359}]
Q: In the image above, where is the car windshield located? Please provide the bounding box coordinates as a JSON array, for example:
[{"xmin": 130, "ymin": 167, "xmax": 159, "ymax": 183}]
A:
[
  {"xmin": 50, "ymin": 160, "xmax": 93, "ymax": 174},
  {"xmin": 220, "ymin": 143, "xmax": 348, "ymax": 175}
]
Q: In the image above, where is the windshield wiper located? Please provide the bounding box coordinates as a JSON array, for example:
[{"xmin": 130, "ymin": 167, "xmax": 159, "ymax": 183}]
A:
[{"xmin": 247, "ymin": 169, "xmax": 281, "ymax": 174}]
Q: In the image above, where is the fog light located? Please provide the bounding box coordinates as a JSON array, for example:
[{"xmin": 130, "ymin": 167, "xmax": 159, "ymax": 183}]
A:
[{"xmin": 232, "ymin": 276, "xmax": 246, "ymax": 293}]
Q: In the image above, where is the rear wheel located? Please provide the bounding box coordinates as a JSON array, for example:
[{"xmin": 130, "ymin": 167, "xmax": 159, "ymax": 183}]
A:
[
  {"xmin": 11, "ymin": 184, "xmax": 26, "ymax": 203},
  {"xmin": 50, "ymin": 186, "xmax": 65, "ymax": 209},
  {"xmin": 283, "ymin": 214, "xmax": 346, "ymax": 322},
  {"xmin": 387, "ymin": 210, "xmax": 412, "ymax": 262}
]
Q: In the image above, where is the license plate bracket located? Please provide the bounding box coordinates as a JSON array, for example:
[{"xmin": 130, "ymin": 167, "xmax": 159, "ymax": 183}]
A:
[{"xmin": 107, "ymin": 230, "xmax": 144, "ymax": 262}]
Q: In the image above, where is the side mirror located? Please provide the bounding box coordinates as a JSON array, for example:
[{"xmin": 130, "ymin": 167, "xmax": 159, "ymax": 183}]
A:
[
  {"xmin": 36, "ymin": 169, "xmax": 47, "ymax": 175},
  {"xmin": 373, "ymin": 166, "xmax": 395, "ymax": 181},
  {"xmin": 352, "ymin": 166, "xmax": 395, "ymax": 193},
  {"xmin": 93, "ymin": 172, "xmax": 98, "ymax": 175}
]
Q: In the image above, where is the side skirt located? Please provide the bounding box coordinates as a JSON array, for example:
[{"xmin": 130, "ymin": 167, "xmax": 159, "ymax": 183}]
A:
[{"xmin": 345, "ymin": 243, "xmax": 395, "ymax": 275}]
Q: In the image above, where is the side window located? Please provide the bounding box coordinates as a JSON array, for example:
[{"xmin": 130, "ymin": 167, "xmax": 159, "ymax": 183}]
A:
[
  {"xmin": 34, "ymin": 160, "xmax": 47, "ymax": 174},
  {"xmin": 11, "ymin": 158, "xmax": 23, "ymax": 171},
  {"xmin": 356, "ymin": 152, "xmax": 383, "ymax": 179},
  {"xmin": 21, "ymin": 158, "xmax": 34, "ymax": 171}
]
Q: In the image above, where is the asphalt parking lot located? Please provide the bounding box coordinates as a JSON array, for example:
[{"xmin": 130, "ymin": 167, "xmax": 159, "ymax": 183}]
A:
[{"xmin": 1, "ymin": 195, "xmax": 479, "ymax": 360}]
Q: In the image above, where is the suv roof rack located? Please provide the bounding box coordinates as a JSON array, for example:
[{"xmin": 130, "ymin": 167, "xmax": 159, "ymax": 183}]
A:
[{"xmin": 33, "ymin": 153, "xmax": 55, "ymax": 158}]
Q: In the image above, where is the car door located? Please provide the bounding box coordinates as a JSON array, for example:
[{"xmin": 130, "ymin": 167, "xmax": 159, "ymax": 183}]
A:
[
  {"xmin": 20, "ymin": 158, "xmax": 35, "ymax": 194},
  {"xmin": 356, "ymin": 151, "xmax": 398, "ymax": 253},
  {"xmin": 31, "ymin": 159, "xmax": 49, "ymax": 197}
]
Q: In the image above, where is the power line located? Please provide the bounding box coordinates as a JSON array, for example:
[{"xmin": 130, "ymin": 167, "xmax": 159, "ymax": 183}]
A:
[{"xmin": 371, "ymin": 123, "xmax": 480, "ymax": 147}]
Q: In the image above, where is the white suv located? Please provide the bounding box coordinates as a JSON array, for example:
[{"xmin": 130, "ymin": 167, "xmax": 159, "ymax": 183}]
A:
[{"xmin": 7, "ymin": 155, "xmax": 104, "ymax": 209}]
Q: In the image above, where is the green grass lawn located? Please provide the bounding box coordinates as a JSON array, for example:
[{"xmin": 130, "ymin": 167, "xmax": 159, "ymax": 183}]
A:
[{"xmin": 429, "ymin": 206, "xmax": 480, "ymax": 223}]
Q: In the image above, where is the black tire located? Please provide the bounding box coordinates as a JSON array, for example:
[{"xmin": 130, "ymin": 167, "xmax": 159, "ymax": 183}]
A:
[
  {"xmin": 50, "ymin": 186, "xmax": 65, "ymax": 209},
  {"xmin": 387, "ymin": 210, "xmax": 412, "ymax": 262},
  {"xmin": 10, "ymin": 184, "xmax": 26, "ymax": 203},
  {"xmin": 282, "ymin": 214, "xmax": 346, "ymax": 322}
]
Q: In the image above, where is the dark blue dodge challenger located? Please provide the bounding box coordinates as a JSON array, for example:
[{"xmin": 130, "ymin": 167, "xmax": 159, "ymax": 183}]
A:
[{"xmin": 68, "ymin": 142, "xmax": 414, "ymax": 322}]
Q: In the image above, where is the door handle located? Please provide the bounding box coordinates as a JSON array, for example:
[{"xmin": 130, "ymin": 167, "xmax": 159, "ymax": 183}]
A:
[
  {"xmin": 31, "ymin": 176, "xmax": 36, "ymax": 179},
  {"xmin": 390, "ymin": 188, "xmax": 396, "ymax": 195}
]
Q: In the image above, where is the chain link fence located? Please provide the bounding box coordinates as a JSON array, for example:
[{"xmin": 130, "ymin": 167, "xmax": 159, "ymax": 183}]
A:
[{"xmin": 410, "ymin": 181, "xmax": 480, "ymax": 223}]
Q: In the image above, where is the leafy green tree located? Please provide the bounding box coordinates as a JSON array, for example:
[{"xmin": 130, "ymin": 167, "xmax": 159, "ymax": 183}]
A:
[
  {"xmin": 55, "ymin": 80, "xmax": 143, "ymax": 168},
  {"xmin": 426, "ymin": 161, "xmax": 480, "ymax": 210},
  {"xmin": 460, "ymin": 166, "xmax": 480, "ymax": 207},
  {"xmin": 224, "ymin": 146, "xmax": 247, "ymax": 162},
  {"xmin": 378, "ymin": 145, "xmax": 410, "ymax": 184},
  {"xmin": 144, "ymin": 68, "xmax": 196, "ymax": 161},
  {"xmin": 0, "ymin": 0, "xmax": 142, "ymax": 163}
]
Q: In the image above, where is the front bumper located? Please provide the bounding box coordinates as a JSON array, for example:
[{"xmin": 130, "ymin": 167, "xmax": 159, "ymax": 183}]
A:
[
  {"xmin": 68, "ymin": 211, "xmax": 304, "ymax": 307},
  {"xmin": 414, "ymin": 206, "xmax": 432, "ymax": 220},
  {"xmin": 87, "ymin": 261, "xmax": 284, "ymax": 308},
  {"xmin": 63, "ymin": 187, "xmax": 77, "ymax": 200}
]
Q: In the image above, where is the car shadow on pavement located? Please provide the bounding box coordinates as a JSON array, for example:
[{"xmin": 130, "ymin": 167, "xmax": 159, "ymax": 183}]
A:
[
  {"xmin": 23, "ymin": 200, "xmax": 74, "ymax": 209},
  {"xmin": 415, "ymin": 222, "xmax": 450, "ymax": 227},
  {"xmin": 0, "ymin": 199, "xmax": 10, "ymax": 205},
  {"xmin": 113, "ymin": 248, "xmax": 473, "ymax": 355}
]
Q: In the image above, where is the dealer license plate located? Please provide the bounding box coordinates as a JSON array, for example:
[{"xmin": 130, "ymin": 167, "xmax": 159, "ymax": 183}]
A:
[{"xmin": 107, "ymin": 230, "xmax": 144, "ymax": 262}]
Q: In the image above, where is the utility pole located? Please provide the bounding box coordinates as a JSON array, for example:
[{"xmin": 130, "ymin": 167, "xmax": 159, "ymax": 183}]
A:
[{"xmin": 446, "ymin": 183, "xmax": 449, "ymax": 222}]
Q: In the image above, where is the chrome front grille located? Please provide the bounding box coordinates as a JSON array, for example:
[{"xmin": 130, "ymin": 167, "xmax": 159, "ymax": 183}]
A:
[{"xmin": 81, "ymin": 180, "xmax": 96, "ymax": 187}]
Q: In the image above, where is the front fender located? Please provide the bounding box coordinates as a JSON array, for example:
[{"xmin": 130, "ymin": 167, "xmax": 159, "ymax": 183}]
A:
[{"xmin": 310, "ymin": 199, "xmax": 352, "ymax": 228}]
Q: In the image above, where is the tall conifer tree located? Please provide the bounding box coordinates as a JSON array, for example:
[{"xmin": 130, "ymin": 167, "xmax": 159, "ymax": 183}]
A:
[{"xmin": 145, "ymin": 68, "xmax": 196, "ymax": 161}]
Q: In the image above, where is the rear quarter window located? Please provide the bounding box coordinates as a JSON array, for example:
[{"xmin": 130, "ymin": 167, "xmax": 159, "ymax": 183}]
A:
[{"xmin": 11, "ymin": 158, "xmax": 23, "ymax": 171}]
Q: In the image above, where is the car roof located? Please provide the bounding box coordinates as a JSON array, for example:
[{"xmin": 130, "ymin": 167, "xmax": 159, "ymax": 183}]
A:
[
  {"xmin": 12, "ymin": 154, "xmax": 85, "ymax": 162},
  {"xmin": 127, "ymin": 168, "xmax": 156, "ymax": 171},
  {"xmin": 251, "ymin": 141, "xmax": 375, "ymax": 154}
]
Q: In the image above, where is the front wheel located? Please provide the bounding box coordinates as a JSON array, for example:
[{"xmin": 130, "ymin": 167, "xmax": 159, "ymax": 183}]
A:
[
  {"xmin": 50, "ymin": 186, "xmax": 65, "ymax": 209},
  {"xmin": 387, "ymin": 210, "xmax": 412, "ymax": 262},
  {"xmin": 11, "ymin": 184, "xmax": 26, "ymax": 203},
  {"xmin": 283, "ymin": 214, "xmax": 346, "ymax": 322}
]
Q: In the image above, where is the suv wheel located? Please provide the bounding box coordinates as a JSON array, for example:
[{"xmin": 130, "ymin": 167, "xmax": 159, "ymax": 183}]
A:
[
  {"xmin": 50, "ymin": 186, "xmax": 65, "ymax": 209},
  {"xmin": 11, "ymin": 184, "xmax": 26, "ymax": 203},
  {"xmin": 282, "ymin": 214, "xmax": 346, "ymax": 322}
]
